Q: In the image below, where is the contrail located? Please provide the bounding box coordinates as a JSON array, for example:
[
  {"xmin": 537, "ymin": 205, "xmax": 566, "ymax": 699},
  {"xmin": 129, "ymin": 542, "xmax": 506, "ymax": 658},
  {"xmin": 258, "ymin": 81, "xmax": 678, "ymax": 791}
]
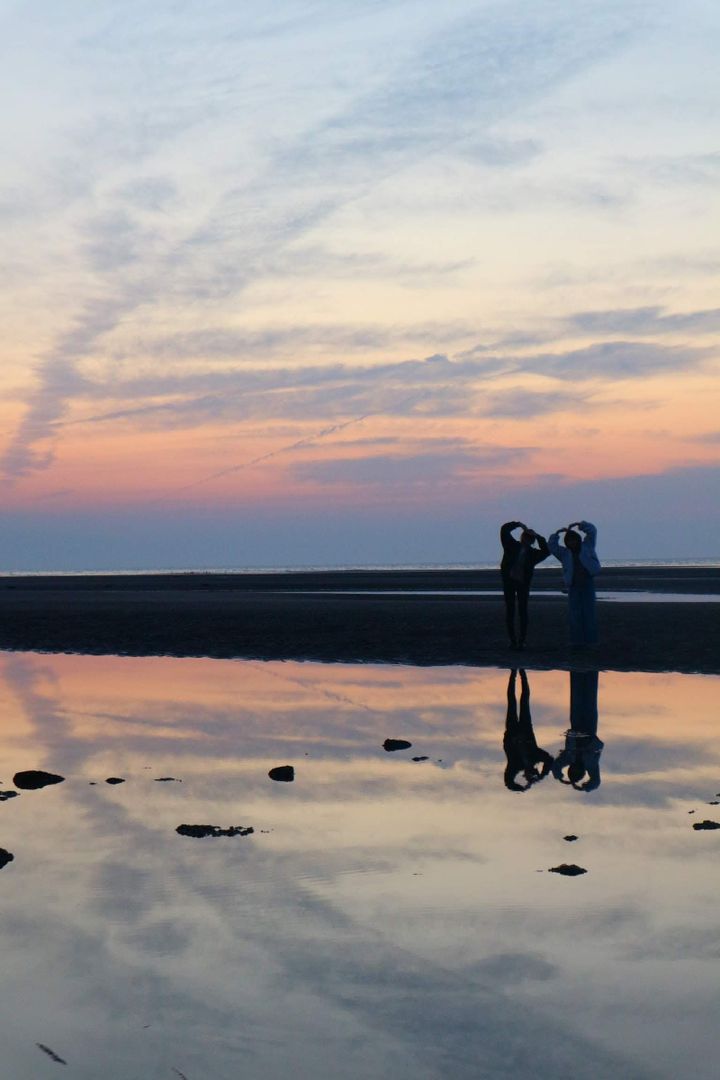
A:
[
  {"xmin": 156, "ymin": 410, "xmax": 374, "ymax": 503},
  {"xmin": 156, "ymin": 388, "xmax": 433, "ymax": 503}
]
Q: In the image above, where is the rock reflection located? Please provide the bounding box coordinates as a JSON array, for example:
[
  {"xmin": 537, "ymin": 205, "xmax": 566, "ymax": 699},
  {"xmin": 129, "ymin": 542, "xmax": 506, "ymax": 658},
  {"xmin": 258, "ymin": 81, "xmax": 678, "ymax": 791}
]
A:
[
  {"xmin": 552, "ymin": 670, "xmax": 604, "ymax": 792},
  {"xmin": 503, "ymin": 669, "xmax": 553, "ymax": 791}
]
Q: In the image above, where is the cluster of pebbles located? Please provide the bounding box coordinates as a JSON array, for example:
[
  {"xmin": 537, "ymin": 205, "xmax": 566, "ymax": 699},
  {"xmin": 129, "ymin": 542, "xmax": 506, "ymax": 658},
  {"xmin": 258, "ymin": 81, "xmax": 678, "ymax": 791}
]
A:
[
  {"xmin": 0, "ymin": 737, "xmax": 437, "ymax": 857},
  {"xmin": 3, "ymin": 764, "xmax": 718, "ymax": 874}
]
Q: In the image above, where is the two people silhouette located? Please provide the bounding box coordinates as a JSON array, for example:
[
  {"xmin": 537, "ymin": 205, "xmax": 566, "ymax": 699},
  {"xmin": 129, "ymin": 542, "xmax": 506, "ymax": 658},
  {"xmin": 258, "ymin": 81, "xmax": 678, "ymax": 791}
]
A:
[
  {"xmin": 503, "ymin": 668, "xmax": 603, "ymax": 792},
  {"xmin": 501, "ymin": 519, "xmax": 601, "ymax": 648}
]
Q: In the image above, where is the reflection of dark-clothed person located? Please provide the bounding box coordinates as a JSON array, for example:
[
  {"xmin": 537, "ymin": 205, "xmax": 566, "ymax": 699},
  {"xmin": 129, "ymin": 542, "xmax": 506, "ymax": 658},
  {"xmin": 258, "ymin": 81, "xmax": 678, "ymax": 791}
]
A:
[
  {"xmin": 503, "ymin": 669, "xmax": 553, "ymax": 791},
  {"xmin": 500, "ymin": 522, "xmax": 550, "ymax": 647},
  {"xmin": 552, "ymin": 669, "xmax": 604, "ymax": 791}
]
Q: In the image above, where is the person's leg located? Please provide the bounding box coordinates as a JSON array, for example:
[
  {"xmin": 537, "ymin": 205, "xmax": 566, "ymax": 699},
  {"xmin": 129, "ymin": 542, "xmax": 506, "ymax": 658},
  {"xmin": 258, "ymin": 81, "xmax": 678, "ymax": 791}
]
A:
[
  {"xmin": 579, "ymin": 670, "xmax": 598, "ymax": 734},
  {"xmin": 581, "ymin": 581, "xmax": 598, "ymax": 643},
  {"xmin": 502, "ymin": 578, "xmax": 517, "ymax": 645},
  {"xmin": 517, "ymin": 583, "xmax": 530, "ymax": 645},
  {"xmin": 569, "ymin": 669, "xmax": 583, "ymax": 729},
  {"xmin": 519, "ymin": 669, "xmax": 530, "ymax": 724},
  {"xmin": 568, "ymin": 586, "xmax": 583, "ymax": 645},
  {"xmin": 506, "ymin": 668, "xmax": 519, "ymax": 725}
]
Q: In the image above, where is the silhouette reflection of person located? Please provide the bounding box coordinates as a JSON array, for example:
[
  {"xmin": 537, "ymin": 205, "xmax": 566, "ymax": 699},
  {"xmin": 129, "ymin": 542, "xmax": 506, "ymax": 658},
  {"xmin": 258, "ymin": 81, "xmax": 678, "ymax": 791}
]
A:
[
  {"xmin": 503, "ymin": 669, "xmax": 553, "ymax": 791},
  {"xmin": 552, "ymin": 669, "xmax": 604, "ymax": 792}
]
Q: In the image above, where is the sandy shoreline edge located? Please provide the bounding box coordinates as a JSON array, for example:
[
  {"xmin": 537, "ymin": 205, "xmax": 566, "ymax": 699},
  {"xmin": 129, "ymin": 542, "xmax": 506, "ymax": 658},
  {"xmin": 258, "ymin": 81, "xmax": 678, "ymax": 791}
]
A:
[{"xmin": 0, "ymin": 567, "xmax": 718, "ymax": 674}]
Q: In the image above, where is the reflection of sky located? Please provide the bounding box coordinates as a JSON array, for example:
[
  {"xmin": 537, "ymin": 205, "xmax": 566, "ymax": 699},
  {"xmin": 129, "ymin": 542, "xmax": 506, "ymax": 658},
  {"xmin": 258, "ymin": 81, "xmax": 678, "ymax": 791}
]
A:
[{"xmin": 0, "ymin": 653, "xmax": 718, "ymax": 1078}]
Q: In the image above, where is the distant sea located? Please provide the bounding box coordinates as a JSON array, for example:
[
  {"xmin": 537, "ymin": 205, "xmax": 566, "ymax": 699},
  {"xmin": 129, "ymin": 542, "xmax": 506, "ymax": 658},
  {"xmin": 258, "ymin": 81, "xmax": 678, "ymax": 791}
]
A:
[{"xmin": 3, "ymin": 558, "xmax": 719, "ymax": 576}]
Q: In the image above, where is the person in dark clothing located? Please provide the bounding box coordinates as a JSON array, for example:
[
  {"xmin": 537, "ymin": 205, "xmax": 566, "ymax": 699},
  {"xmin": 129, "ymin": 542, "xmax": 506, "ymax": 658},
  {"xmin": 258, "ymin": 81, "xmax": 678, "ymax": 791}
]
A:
[
  {"xmin": 500, "ymin": 521, "xmax": 550, "ymax": 648},
  {"xmin": 503, "ymin": 668, "xmax": 553, "ymax": 791},
  {"xmin": 551, "ymin": 669, "xmax": 604, "ymax": 792}
]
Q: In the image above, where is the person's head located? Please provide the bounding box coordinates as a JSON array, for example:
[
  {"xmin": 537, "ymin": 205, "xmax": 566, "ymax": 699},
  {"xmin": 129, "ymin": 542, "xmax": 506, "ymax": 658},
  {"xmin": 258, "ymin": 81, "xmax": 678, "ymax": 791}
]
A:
[
  {"xmin": 564, "ymin": 529, "xmax": 581, "ymax": 553},
  {"xmin": 504, "ymin": 767, "xmax": 528, "ymax": 792},
  {"xmin": 520, "ymin": 529, "xmax": 535, "ymax": 547}
]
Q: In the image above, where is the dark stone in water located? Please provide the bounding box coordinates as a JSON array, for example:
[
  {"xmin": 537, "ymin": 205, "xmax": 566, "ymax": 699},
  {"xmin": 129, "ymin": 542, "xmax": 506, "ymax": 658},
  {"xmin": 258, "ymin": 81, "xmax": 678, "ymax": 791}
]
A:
[
  {"xmin": 412, "ymin": 756, "xmax": 429, "ymax": 762},
  {"xmin": 13, "ymin": 770, "xmax": 65, "ymax": 790},
  {"xmin": 563, "ymin": 835, "xmax": 579, "ymax": 842},
  {"xmin": 383, "ymin": 739, "xmax": 412, "ymax": 752},
  {"xmin": 176, "ymin": 824, "xmax": 254, "ymax": 838},
  {"xmin": 36, "ymin": 1044, "xmax": 67, "ymax": 1065},
  {"xmin": 105, "ymin": 777, "xmax": 125, "ymax": 785},
  {"xmin": 155, "ymin": 777, "xmax": 182, "ymax": 782},
  {"xmin": 0, "ymin": 848, "xmax": 14, "ymax": 869},
  {"xmin": 548, "ymin": 863, "xmax": 587, "ymax": 876},
  {"xmin": 269, "ymin": 765, "xmax": 294, "ymax": 782},
  {"xmin": 708, "ymin": 801, "xmax": 719, "ymax": 805},
  {"xmin": 693, "ymin": 820, "xmax": 720, "ymax": 831},
  {"xmin": 0, "ymin": 791, "xmax": 19, "ymax": 802}
]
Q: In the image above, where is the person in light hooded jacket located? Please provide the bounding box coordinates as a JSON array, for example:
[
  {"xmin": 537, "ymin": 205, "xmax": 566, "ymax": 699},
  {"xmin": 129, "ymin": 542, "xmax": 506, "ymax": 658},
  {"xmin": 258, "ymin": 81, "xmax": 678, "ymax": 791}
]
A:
[{"xmin": 548, "ymin": 521, "xmax": 601, "ymax": 646}]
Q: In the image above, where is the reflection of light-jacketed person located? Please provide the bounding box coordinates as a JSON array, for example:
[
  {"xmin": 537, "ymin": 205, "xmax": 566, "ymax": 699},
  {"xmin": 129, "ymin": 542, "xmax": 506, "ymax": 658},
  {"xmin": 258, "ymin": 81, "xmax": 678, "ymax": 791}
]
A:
[
  {"xmin": 503, "ymin": 668, "xmax": 553, "ymax": 791},
  {"xmin": 500, "ymin": 521, "xmax": 550, "ymax": 649},
  {"xmin": 548, "ymin": 521, "xmax": 601, "ymax": 646},
  {"xmin": 552, "ymin": 669, "xmax": 604, "ymax": 792}
]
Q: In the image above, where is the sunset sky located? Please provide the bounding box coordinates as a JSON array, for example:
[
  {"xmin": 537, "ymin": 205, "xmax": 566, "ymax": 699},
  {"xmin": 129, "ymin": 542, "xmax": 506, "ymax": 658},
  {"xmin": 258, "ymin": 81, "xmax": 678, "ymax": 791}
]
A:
[{"xmin": 2, "ymin": 0, "xmax": 719, "ymax": 569}]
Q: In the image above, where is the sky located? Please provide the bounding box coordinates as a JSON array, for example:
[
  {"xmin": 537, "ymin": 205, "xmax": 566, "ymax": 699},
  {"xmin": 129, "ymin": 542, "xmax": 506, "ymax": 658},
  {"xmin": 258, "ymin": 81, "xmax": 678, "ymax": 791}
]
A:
[{"xmin": 1, "ymin": 0, "xmax": 719, "ymax": 570}]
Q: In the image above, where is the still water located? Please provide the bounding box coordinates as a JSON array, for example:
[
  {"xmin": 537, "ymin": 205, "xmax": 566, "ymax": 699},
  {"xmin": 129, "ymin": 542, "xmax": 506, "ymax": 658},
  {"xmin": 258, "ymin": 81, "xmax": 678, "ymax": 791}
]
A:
[{"xmin": 0, "ymin": 653, "xmax": 717, "ymax": 1079}]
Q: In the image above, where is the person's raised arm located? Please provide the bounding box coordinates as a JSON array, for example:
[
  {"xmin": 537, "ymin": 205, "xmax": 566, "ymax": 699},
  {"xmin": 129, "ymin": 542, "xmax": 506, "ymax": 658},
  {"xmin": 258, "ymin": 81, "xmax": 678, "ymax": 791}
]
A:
[
  {"xmin": 500, "ymin": 521, "xmax": 523, "ymax": 548},
  {"xmin": 547, "ymin": 528, "xmax": 565, "ymax": 559},
  {"xmin": 533, "ymin": 531, "xmax": 550, "ymax": 560},
  {"xmin": 579, "ymin": 521, "xmax": 597, "ymax": 545}
]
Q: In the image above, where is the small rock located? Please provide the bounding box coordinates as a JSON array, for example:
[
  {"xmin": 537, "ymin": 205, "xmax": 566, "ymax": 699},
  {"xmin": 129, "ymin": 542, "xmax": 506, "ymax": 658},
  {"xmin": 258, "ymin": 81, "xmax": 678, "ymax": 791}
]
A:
[
  {"xmin": 563, "ymin": 835, "xmax": 578, "ymax": 842},
  {"xmin": 688, "ymin": 810, "xmax": 696, "ymax": 814},
  {"xmin": 154, "ymin": 777, "xmax": 182, "ymax": 782},
  {"xmin": 692, "ymin": 820, "xmax": 720, "ymax": 831},
  {"xmin": 176, "ymin": 824, "xmax": 254, "ymax": 838},
  {"xmin": 0, "ymin": 848, "xmax": 14, "ymax": 870},
  {"xmin": 36, "ymin": 1044, "xmax": 67, "ymax": 1065},
  {"xmin": 13, "ymin": 770, "xmax": 65, "ymax": 790},
  {"xmin": 383, "ymin": 739, "xmax": 412, "ymax": 752},
  {"xmin": 0, "ymin": 791, "xmax": 19, "ymax": 802},
  {"xmin": 105, "ymin": 777, "xmax": 125, "ymax": 785},
  {"xmin": 412, "ymin": 756, "xmax": 429, "ymax": 762},
  {"xmin": 548, "ymin": 864, "xmax": 587, "ymax": 876},
  {"xmin": 708, "ymin": 801, "xmax": 719, "ymax": 806},
  {"xmin": 269, "ymin": 765, "xmax": 294, "ymax": 782}
]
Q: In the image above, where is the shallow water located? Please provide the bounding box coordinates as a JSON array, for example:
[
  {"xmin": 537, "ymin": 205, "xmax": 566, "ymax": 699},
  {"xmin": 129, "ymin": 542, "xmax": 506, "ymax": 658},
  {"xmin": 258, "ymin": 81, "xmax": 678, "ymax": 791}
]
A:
[
  {"xmin": 0, "ymin": 653, "xmax": 718, "ymax": 1079},
  {"xmin": 281, "ymin": 588, "xmax": 720, "ymax": 601}
]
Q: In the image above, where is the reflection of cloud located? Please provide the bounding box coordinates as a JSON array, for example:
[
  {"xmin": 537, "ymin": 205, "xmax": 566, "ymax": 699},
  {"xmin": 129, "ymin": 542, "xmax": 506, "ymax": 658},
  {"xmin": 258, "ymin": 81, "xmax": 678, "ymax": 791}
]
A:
[
  {"xmin": 464, "ymin": 951, "xmax": 558, "ymax": 985},
  {"xmin": 2, "ymin": 654, "xmax": 717, "ymax": 1077}
]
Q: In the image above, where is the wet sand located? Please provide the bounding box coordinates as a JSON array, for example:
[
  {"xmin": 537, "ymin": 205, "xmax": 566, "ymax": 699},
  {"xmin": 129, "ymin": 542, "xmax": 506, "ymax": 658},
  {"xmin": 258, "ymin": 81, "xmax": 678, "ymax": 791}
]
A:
[{"xmin": 1, "ymin": 568, "xmax": 718, "ymax": 673}]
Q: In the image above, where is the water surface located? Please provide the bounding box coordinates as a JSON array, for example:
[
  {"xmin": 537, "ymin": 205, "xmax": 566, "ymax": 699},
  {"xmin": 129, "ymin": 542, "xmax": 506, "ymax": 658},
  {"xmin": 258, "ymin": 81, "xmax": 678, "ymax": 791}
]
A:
[{"xmin": 0, "ymin": 653, "xmax": 718, "ymax": 1079}]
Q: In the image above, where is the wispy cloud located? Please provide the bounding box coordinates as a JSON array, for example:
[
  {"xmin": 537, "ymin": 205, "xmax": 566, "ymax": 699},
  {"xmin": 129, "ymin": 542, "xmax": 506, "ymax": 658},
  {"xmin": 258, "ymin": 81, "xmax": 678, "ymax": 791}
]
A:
[
  {"xmin": 39, "ymin": 338, "xmax": 708, "ymax": 441},
  {"xmin": 291, "ymin": 442, "xmax": 531, "ymax": 490},
  {"xmin": 1, "ymin": 0, "xmax": 651, "ymax": 484}
]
